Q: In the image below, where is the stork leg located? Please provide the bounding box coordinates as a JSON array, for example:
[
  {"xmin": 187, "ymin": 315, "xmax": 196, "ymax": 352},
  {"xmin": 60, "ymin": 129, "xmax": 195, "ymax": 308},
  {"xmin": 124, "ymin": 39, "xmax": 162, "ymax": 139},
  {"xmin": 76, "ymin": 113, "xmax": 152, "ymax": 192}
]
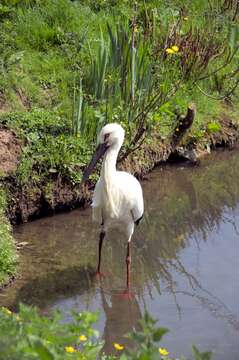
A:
[
  {"xmin": 96, "ymin": 230, "xmax": 105, "ymax": 276},
  {"xmin": 126, "ymin": 240, "xmax": 131, "ymax": 289}
]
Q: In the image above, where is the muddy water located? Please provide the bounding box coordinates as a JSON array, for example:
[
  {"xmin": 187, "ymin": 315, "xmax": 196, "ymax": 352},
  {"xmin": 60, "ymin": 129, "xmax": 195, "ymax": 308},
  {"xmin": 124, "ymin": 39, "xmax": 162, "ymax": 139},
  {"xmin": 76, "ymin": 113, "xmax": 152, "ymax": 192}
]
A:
[{"xmin": 1, "ymin": 149, "xmax": 239, "ymax": 359}]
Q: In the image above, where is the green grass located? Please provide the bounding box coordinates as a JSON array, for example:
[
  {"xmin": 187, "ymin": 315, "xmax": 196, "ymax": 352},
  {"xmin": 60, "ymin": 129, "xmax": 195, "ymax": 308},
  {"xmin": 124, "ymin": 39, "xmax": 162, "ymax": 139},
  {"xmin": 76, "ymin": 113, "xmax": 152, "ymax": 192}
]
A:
[
  {"xmin": 0, "ymin": 109, "xmax": 92, "ymax": 186},
  {"xmin": 0, "ymin": 0, "xmax": 238, "ymax": 127},
  {"xmin": 0, "ymin": 0, "xmax": 119, "ymax": 114},
  {"xmin": 0, "ymin": 188, "xmax": 17, "ymax": 284}
]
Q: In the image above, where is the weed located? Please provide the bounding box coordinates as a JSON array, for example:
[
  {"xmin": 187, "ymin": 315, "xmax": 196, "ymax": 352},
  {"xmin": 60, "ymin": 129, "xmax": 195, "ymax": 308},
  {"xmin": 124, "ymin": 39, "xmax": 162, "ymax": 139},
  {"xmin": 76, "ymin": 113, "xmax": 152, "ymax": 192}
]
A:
[
  {"xmin": 0, "ymin": 188, "xmax": 17, "ymax": 284},
  {"xmin": 0, "ymin": 306, "xmax": 213, "ymax": 360}
]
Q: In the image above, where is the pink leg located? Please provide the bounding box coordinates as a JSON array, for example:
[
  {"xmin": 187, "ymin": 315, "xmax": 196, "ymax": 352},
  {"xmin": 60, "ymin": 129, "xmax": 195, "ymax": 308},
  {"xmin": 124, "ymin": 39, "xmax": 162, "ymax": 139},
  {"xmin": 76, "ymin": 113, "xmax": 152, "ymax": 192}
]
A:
[
  {"xmin": 126, "ymin": 241, "xmax": 131, "ymax": 289},
  {"xmin": 117, "ymin": 241, "xmax": 133, "ymax": 299}
]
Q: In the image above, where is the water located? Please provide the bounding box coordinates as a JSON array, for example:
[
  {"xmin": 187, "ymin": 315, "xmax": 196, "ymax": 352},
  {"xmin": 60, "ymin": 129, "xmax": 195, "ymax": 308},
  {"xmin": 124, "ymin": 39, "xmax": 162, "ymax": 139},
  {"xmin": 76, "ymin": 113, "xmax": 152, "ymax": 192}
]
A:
[{"xmin": 1, "ymin": 149, "xmax": 239, "ymax": 359}]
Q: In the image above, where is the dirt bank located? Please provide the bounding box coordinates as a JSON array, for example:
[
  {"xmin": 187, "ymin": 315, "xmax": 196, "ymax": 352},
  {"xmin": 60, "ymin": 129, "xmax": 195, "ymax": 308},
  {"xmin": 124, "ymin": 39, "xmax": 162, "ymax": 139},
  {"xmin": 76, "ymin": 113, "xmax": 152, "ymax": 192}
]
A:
[
  {"xmin": 1, "ymin": 109, "xmax": 239, "ymax": 224},
  {"xmin": 0, "ymin": 128, "xmax": 22, "ymax": 175}
]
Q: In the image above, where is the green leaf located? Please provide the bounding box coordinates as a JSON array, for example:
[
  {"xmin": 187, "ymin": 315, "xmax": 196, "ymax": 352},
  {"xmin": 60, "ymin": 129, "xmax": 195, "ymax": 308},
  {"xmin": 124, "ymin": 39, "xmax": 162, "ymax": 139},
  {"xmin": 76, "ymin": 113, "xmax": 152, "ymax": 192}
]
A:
[
  {"xmin": 192, "ymin": 345, "xmax": 213, "ymax": 360},
  {"xmin": 119, "ymin": 354, "xmax": 128, "ymax": 360},
  {"xmin": 46, "ymin": 334, "xmax": 78, "ymax": 345},
  {"xmin": 152, "ymin": 327, "xmax": 169, "ymax": 342},
  {"xmin": 138, "ymin": 353, "xmax": 151, "ymax": 360},
  {"xmin": 28, "ymin": 336, "xmax": 54, "ymax": 360},
  {"xmin": 84, "ymin": 344, "xmax": 103, "ymax": 358}
]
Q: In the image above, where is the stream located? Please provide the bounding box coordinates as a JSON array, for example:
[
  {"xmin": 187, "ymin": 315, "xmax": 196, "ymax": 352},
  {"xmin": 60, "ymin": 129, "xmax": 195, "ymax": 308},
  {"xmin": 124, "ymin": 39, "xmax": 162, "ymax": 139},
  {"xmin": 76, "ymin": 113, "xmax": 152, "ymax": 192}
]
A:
[{"xmin": 1, "ymin": 148, "xmax": 239, "ymax": 359}]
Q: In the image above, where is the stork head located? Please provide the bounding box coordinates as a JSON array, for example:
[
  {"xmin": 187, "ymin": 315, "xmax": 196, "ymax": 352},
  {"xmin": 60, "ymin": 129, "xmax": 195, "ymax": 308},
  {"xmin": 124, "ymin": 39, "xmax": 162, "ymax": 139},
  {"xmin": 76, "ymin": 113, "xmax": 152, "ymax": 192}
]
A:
[
  {"xmin": 82, "ymin": 123, "xmax": 125, "ymax": 183},
  {"xmin": 98, "ymin": 123, "xmax": 125, "ymax": 149}
]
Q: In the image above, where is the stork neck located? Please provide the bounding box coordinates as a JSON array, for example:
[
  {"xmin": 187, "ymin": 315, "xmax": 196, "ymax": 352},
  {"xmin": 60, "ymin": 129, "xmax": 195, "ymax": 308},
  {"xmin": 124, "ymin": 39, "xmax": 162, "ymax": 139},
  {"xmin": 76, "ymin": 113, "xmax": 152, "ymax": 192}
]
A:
[{"xmin": 101, "ymin": 147, "xmax": 119, "ymax": 181}]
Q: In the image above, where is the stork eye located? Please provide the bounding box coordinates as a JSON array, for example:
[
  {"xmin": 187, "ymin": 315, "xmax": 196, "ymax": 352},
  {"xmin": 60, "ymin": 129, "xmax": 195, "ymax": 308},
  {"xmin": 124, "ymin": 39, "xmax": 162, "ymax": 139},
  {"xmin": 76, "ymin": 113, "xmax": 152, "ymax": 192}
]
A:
[{"xmin": 104, "ymin": 133, "xmax": 110, "ymax": 142}]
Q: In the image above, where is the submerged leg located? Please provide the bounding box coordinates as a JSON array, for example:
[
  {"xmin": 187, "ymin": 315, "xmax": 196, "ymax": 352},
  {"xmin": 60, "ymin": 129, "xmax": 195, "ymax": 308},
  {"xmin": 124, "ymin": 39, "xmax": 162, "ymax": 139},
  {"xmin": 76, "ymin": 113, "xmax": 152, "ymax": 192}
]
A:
[
  {"xmin": 125, "ymin": 223, "xmax": 134, "ymax": 290},
  {"xmin": 97, "ymin": 230, "xmax": 105, "ymax": 275},
  {"xmin": 117, "ymin": 226, "xmax": 134, "ymax": 299}
]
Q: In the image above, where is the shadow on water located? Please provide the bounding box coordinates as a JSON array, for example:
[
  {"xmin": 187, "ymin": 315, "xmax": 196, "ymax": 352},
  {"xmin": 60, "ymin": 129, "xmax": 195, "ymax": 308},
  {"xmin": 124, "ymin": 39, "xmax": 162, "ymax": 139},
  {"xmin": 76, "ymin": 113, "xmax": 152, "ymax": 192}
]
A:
[
  {"xmin": 1, "ymin": 148, "xmax": 239, "ymax": 359},
  {"xmin": 12, "ymin": 265, "xmax": 96, "ymax": 310}
]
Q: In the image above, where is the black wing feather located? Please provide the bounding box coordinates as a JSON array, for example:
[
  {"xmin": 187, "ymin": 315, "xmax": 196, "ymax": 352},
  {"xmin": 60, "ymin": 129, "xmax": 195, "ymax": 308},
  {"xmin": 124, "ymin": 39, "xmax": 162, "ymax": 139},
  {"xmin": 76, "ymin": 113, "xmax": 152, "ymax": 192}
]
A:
[{"xmin": 134, "ymin": 214, "xmax": 144, "ymax": 226}]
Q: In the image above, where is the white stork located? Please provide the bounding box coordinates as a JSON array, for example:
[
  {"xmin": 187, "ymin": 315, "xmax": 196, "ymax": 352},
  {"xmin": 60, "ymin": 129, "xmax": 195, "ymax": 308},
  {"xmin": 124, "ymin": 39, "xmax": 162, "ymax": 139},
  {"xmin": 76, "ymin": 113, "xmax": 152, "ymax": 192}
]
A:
[{"xmin": 82, "ymin": 123, "xmax": 144, "ymax": 289}]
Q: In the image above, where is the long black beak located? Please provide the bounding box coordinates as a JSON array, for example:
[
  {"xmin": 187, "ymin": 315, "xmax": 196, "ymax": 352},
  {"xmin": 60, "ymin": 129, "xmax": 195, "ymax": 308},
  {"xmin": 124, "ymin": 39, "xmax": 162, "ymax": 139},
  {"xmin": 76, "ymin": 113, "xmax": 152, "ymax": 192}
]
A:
[{"xmin": 81, "ymin": 143, "xmax": 108, "ymax": 184}]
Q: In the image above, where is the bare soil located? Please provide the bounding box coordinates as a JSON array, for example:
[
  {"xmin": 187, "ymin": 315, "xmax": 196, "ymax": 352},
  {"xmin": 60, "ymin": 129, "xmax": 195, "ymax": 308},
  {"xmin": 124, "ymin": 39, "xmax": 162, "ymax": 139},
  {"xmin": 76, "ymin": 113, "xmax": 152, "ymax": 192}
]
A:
[{"xmin": 0, "ymin": 128, "xmax": 22, "ymax": 175}]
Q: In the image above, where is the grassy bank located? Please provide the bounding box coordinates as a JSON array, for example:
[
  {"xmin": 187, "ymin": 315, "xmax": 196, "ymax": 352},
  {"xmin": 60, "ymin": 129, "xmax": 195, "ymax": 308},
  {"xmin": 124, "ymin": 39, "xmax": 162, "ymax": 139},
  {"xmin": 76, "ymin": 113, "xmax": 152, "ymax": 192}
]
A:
[
  {"xmin": 0, "ymin": 0, "xmax": 239, "ymax": 282},
  {"xmin": 0, "ymin": 188, "xmax": 17, "ymax": 285}
]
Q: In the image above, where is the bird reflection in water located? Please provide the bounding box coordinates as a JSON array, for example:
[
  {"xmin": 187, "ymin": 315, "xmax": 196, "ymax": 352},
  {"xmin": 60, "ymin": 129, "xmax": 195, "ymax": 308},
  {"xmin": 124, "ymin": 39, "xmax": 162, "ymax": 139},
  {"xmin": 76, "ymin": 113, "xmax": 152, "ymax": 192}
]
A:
[{"xmin": 99, "ymin": 286, "xmax": 142, "ymax": 355}]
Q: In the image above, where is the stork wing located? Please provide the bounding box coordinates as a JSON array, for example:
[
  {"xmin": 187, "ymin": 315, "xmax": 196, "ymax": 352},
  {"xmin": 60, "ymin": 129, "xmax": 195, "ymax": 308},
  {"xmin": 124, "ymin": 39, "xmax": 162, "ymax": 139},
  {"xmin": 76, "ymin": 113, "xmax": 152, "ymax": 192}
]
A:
[{"xmin": 131, "ymin": 187, "xmax": 144, "ymax": 225}]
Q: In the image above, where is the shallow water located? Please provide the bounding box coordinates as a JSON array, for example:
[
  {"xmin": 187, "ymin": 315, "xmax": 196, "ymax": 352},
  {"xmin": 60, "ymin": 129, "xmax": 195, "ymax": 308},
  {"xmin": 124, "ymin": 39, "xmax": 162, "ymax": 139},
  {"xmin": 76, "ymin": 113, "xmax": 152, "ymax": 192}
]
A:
[{"xmin": 1, "ymin": 149, "xmax": 239, "ymax": 359}]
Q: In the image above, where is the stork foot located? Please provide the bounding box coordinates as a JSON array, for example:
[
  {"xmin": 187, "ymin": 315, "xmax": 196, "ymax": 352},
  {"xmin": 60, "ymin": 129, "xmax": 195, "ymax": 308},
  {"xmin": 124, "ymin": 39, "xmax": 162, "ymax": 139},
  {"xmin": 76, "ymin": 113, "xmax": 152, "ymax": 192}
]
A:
[{"xmin": 95, "ymin": 271, "xmax": 106, "ymax": 279}]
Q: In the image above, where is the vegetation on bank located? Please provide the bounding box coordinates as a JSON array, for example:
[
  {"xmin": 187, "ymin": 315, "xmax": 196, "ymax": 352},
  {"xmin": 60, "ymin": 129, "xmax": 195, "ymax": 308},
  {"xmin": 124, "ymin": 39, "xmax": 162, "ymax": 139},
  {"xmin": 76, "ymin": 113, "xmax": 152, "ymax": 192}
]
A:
[
  {"xmin": 0, "ymin": 188, "xmax": 17, "ymax": 285},
  {"xmin": 0, "ymin": 305, "xmax": 212, "ymax": 360},
  {"xmin": 0, "ymin": 0, "xmax": 239, "ymax": 191}
]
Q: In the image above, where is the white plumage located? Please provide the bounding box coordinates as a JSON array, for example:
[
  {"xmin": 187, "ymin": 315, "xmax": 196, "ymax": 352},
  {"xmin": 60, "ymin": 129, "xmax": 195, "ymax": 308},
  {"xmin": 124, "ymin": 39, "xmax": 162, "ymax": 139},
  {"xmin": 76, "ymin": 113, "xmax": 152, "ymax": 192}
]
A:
[
  {"xmin": 83, "ymin": 123, "xmax": 144, "ymax": 288},
  {"xmin": 93, "ymin": 123, "xmax": 144, "ymax": 234},
  {"xmin": 93, "ymin": 171, "xmax": 143, "ymax": 230}
]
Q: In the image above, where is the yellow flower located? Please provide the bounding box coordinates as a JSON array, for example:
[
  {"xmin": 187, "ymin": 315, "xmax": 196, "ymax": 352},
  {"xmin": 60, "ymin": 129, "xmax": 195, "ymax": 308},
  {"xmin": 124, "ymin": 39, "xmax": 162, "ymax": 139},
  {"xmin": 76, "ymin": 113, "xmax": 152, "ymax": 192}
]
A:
[
  {"xmin": 175, "ymin": 128, "xmax": 179, "ymax": 132},
  {"xmin": 79, "ymin": 335, "xmax": 87, "ymax": 342},
  {"xmin": 166, "ymin": 48, "xmax": 174, "ymax": 54},
  {"xmin": 2, "ymin": 307, "xmax": 12, "ymax": 315},
  {"xmin": 159, "ymin": 347, "xmax": 169, "ymax": 356},
  {"xmin": 183, "ymin": 16, "xmax": 189, "ymax": 21},
  {"xmin": 171, "ymin": 45, "xmax": 179, "ymax": 52},
  {"xmin": 65, "ymin": 346, "xmax": 76, "ymax": 353},
  {"xmin": 15, "ymin": 315, "xmax": 21, "ymax": 321},
  {"xmin": 114, "ymin": 343, "xmax": 124, "ymax": 351}
]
